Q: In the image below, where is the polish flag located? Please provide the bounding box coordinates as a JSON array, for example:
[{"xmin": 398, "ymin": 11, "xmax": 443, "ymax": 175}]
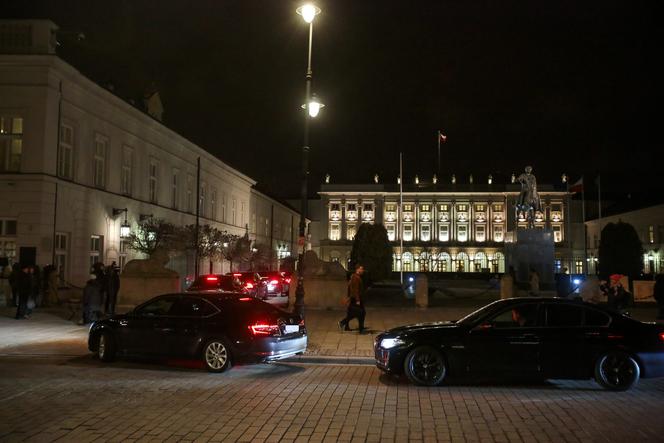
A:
[{"xmin": 569, "ymin": 177, "xmax": 583, "ymax": 193}]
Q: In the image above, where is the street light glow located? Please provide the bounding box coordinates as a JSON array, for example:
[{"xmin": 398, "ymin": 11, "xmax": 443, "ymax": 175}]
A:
[
  {"xmin": 297, "ymin": 4, "xmax": 320, "ymax": 23},
  {"xmin": 302, "ymin": 96, "xmax": 324, "ymax": 117}
]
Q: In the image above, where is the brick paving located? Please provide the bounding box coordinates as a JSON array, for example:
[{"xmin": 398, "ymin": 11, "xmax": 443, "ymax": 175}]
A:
[{"xmin": 1, "ymin": 355, "xmax": 664, "ymax": 442}]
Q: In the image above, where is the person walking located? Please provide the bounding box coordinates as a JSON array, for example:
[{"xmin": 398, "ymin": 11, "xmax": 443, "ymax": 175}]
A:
[
  {"xmin": 338, "ymin": 264, "xmax": 367, "ymax": 334},
  {"xmin": 653, "ymin": 274, "xmax": 664, "ymax": 321},
  {"xmin": 14, "ymin": 263, "xmax": 31, "ymax": 319}
]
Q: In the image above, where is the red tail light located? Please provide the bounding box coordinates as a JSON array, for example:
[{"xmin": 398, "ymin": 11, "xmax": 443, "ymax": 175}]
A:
[
  {"xmin": 249, "ymin": 323, "xmax": 280, "ymax": 336},
  {"xmin": 245, "ymin": 282, "xmax": 254, "ymax": 289},
  {"xmin": 299, "ymin": 318, "xmax": 305, "ymax": 326},
  {"xmin": 205, "ymin": 276, "xmax": 218, "ymax": 281},
  {"xmin": 239, "ymin": 297, "xmax": 252, "ymax": 301},
  {"xmin": 659, "ymin": 332, "xmax": 664, "ymax": 342},
  {"xmin": 233, "ymin": 273, "xmax": 242, "ymax": 277}
]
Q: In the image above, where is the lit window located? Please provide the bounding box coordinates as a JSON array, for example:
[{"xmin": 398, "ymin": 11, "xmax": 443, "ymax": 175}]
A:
[
  {"xmin": 386, "ymin": 224, "xmax": 396, "ymax": 241},
  {"xmin": 89, "ymin": 235, "xmax": 104, "ymax": 271},
  {"xmin": 649, "ymin": 226, "xmax": 655, "ymax": 244},
  {"xmin": 458, "ymin": 225, "xmax": 468, "ymax": 242},
  {"xmin": 0, "ymin": 116, "xmax": 23, "ymax": 172},
  {"xmin": 553, "ymin": 225, "xmax": 562, "ymax": 243},
  {"xmin": 420, "ymin": 225, "xmax": 431, "ymax": 242},
  {"xmin": 347, "ymin": 224, "xmax": 356, "ymax": 240},
  {"xmin": 438, "ymin": 225, "xmax": 449, "ymax": 242},
  {"xmin": 494, "ymin": 225, "xmax": 504, "ymax": 242},
  {"xmin": 403, "ymin": 225, "xmax": 413, "ymax": 241},
  {"xmin": 330, "ymin": 223, "xmax": 341, "ymax": 241},
  {"xmin": 476, "ymin": 225, "xmax": 486, "ymax": 242}
]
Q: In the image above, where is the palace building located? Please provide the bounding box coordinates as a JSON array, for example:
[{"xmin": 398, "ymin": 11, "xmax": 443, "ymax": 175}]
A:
[{"xmin": 317, "ymin": 181, "xmax": 587, "ymax": 275}]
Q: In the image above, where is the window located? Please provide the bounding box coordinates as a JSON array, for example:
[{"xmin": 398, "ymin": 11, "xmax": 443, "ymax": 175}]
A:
[
  {"xmin": 574, "ymin": 260, "xmax": 583, "ymax": 274},
  {"xmin": 199, "ymin": 183, "xmax": 207, "ymax": 217},
  {"xmin": 90, "ymin": 235, "xmax": 104, "ymax": 271},
  {"xmin": 476, "ymin": 225, "xmax": 486, "ymax": 242},
  {"xmin": 210, "ymin": 189, "xmax": 217, "ymax": 219},
  {"xmin": 438, "ymin": 225, "xmax": 449, "ymax": 242},
  {"xmin": 475, "ymin": 204, "xmax": 485, "ymax": 212},
  {"xmin": 170, "ymin": 297, "xmax": 217, "ymax": 317},
  {"xmin": 0, "ymin": 219, "xmax": 18, "ymax": 265},
  {"xmin": 403, "ymin": 204, "xmax": 413, "ymax": 212},
  {"xmin": 54, "ymin": 232, "xmax": 68, "ymax": 284},
  {"xmin": 457, "ymin": 225, "xmax": 468, "ymax": 242},
  {"xmin": 231, "ymin": 198, "xmax": 237, "ymax": 225},
  {"xmin": 585, "ymin": 308, "xmax": 611, "ymax": 327},
  {"xmin": 490, "ymin": 304, "xmax": 539, "ymax": 328},
  {"xmin": 420, "ymin": 224, "xmax": 431, "ymax": 242},
  {"xmin": 149, "ymin": 160, "xmax": 158, "ymax": 203},
  {"xmin": 121, "ymin": 146, "xmax": 133, "ymax": 196},
  {"xmin": 0, "ymin": 116, "xmax": 23, "ymax": 172},
  {"xmin": 386, "ymin": 224, "xmax": 396, "ymax": 241},
  {"xmin": 546, "ymin": 304, "xmax": 584, "ymax": 327},
  {"xmin": 241, "ymin": 201, "xmax": 246, "ymax": 227},
  {"xmin": 493, "ymin": 204, "xmax": 503, "ymax": 212},
  {"xmin": 58, "ymin": 123, "xmax": 74, "ymax": 179},
  {"xmin": 330, "ymin": 203, "xmax": 340, "ymax": 211},
  {"xmin": 649, "ymin": 225, "xmax": 655, "ymax": 244},
  {"xmin": 186, "ymin": 175, "xmax": 194, "ymax": 213},
  {"xmin": 221, "ymin": 192, "xmax": 227, "ymax": 222},
  {"xmin": 386, "ymin": 204, "xmax": 396, "ymax": 212},
  {"xmin": 93, "ymin": 134, "xmax": 107, "ymax": 188},
  {"xmin": 421, "ymin": 204, "xmax": 431, "ymax": 212},
  {"xmin": 135, "ymin": 296, "xmax": 177, "ymax": 317},
  {"xmin": 438, "ymin": 204, "xmax": 449, "ymax": 212},
  {"xmin": 457, "ymin": 204, "xmax": 467, "ymax": 212},
  {"xmin": 346, "ymin": 203, "xmax": 357, "ymax": 221},
  {"xmin": 403, "ymin": 225, "xmax": 413, "ymax": 241},
  {"xmin": 171, "ymin": 169, "xmax": 179, "ymax": 209},
  {"xmin": 347, "ymin": 223, "xmax": 356, "ymax": 240},
  {"xmin": 362, "ymin": 203, "xmax": 373, "ymax": 221},
  {"xmin": 493, "ymin": 225, "xmax": 504, "ymax": 242},
  {"xmin": 553, "ymin": 225, "xmax": 562, "ymax": 243},
  {"xmin": 330, "ymin": 223, "xmax": 341, "ymax": 240}
]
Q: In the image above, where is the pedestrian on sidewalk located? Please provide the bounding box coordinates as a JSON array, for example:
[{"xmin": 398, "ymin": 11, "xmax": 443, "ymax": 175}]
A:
[
  {"xmin": 653, "ymin": 274, "xmax": 664, "ymax": 320},
  {"xmin": 338, "ymin": 264, "xmax": 367, "ymax": 334},
  {"xmin": 14, "ymin": 263, "xmax": 31, "ymax": 319}
]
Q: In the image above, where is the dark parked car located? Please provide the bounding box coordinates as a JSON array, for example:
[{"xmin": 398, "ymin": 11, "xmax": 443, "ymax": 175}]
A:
[
  {"xmin": 88, "ymin": 293, "xmax": 307, "ymax": 372},
  {"xmin": 375, "ymin": 298, "xmax": 664, "ymax": 390}
]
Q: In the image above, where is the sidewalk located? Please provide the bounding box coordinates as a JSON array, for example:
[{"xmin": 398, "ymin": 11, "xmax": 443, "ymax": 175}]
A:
[{"xmin": 1, "ymin": 300, "xmax": 660, "ymax": 362}]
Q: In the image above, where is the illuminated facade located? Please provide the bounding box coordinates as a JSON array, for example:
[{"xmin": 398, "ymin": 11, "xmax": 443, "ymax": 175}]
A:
[{"xmin": 318, "ymin": 182, "xmax": 585, "ymax": 274}]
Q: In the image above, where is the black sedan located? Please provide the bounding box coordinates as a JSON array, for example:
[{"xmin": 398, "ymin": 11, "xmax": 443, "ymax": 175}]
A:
[
  {"xmin": 375, "ymin": 298, "xmax": 664, "ymax": 390},
  {"xmin": 88, "ymin": 293, "xmax": 307, "ymax": 372}
]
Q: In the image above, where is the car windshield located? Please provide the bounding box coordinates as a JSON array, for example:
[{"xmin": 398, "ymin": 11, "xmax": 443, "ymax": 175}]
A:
[
  {"xmin": 189, "ymin": 275, "xmax": 242, "ymax": 292},
  {"xmin": 456, "ymin": 299, "xmax": 506, "ymax": 325}
]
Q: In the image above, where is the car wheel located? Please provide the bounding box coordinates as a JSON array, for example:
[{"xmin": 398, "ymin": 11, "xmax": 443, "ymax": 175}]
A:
[
  {"xmin": 594, "ymin": 351, "xmax": 640, "ymax": 391},
  {"xmin": 404, "ymin": 346, "xmax": 447, "ymax": 386},
  {"xmin": 97, "ymin": 331, "xmax": 116, "ymax": 362},
  {"xmin": 203, "ymin": 339, "xmax": 232, "ymax": 373}
]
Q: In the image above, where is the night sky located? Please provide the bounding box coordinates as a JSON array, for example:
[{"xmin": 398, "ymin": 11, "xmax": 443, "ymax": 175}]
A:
[{"xmin": 5, "ymin": 1, "xmax": 659, "ymax": 200}]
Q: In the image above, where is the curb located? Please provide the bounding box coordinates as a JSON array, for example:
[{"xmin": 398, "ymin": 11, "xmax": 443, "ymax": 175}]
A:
[{"xmin": 282, "ymin": 355, "xmax": 375, "ymax": 365}]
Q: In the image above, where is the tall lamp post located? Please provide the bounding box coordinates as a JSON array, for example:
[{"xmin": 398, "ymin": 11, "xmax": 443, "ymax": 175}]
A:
[{"xmin": 294, "ymin": 3, "xmax": 322, "ymax": 319}]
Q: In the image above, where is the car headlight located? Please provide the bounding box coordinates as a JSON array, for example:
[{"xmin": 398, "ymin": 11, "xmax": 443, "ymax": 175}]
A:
[{"xmin": 381, "ymin": 338, "xmax": 405, "ymax": 349}]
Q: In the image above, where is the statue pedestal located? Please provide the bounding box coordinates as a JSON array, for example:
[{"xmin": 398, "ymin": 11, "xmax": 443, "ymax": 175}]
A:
[
  {"xmin": 118, "ymin": 256, "xmax": 180, "ymax": 308},
  {"xmin": 506, "ymin": 229, "xmax": 555, "ymax": 288}
]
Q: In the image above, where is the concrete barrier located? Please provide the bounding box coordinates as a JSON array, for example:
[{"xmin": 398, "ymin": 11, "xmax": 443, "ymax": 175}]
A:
[{"xmin": 289, "ymin": 272, "xmax": 347, "ymax": 309}]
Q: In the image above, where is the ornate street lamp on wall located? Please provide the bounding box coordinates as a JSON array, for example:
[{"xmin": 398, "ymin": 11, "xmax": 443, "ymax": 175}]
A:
[
  {"xmin": 294, "ymin": 3, "xmax": 322, "ymax": 319},
  {"xmin": 113, "ymin": 208, "xmax": 130, "ymax": 238}
]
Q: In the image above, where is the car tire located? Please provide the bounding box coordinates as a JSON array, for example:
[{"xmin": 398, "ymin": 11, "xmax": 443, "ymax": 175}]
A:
[
  {"xmin": 203, "ymin": 339, "xmax": 232, "ymax": 373},
  {"xmin": 403, "ymin": 346, "xmax": 447, "ymax": 386},
  {"xmin": 594, "ymin": 351, "xmax": 640, "ymax": 391},
  {"xmin": 97, "ymin": 331, "xmax": 117, "ymax": 362}
]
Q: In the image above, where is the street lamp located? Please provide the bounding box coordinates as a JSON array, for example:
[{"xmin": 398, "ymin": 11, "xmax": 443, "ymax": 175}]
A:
[
  {"xmin": 113, "ymin": 208, "xmax": 131, "ymax": 238},
  {"xmin": 294, "ymin": 3, "xmax": 322, "ymax": 319}
]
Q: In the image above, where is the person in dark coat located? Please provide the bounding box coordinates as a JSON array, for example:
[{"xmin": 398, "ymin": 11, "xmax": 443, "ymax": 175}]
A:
[
  {"xmin": 555, "ymin": 267, "xmax": 571, "ymax": 298},
  {"xmin": 105, "ymin": 262, "xmax": 120, "ymax": 314},
  {"xmin": 8, "ymin": 263, "xmax": 20, "ymax": 307},
  {"xmin": 14, "ymin": 264, "xmax": 31, "ymax": 319},
  {"xmin": 654, "ymin": 274, "xmax": 664, "ymax": 320},
  {"xmin": 92, "ymin": 262, "xmax": 108, "ymax": 313},
  {"xmin": 82, "ymin": 279, "xmax": 103, "ymax": 324},
  {"xmin": 338, "ymin": 264, "xmax": 367, "ymax": 334}
]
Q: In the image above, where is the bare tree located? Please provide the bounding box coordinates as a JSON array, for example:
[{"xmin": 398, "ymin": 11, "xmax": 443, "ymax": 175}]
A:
[{"xmin": 126, "ymin": 218, "xmax": 179, "ymax": 257}]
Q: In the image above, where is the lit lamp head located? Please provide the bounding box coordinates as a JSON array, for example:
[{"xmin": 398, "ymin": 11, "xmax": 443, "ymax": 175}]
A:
[
  {"xmin": 302, "ymin": 95, "xmax": 325, "ymax": 118},
  {"xmin": 296, "ymin": 3, "xmax": 321, "ymax": 23},
  {"xmin": 120, "ymin": 220, "xmax": 131, "ymax": 238}
]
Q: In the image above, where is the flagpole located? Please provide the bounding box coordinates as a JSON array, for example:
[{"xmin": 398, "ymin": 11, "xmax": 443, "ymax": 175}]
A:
[
  {"xmin": 437, "ymin": 130, "xmax": 441, "ymax": 176},
  {"xmin": 582, "ymin": 175, "xmax": 587, "ymax": 275},
  {"xmin": 399, "ymin": 152, "xmax": 404, "ymax": 286}
]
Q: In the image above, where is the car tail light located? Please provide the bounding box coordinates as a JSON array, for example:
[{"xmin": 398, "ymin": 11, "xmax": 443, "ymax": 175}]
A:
[
  {"xmin": 205, "ymin": 276, "xmax": 218, "ymax": 281},
  {"xmin": 269, "ymin": 279, "xmax": 279, "ymax": 285},
  {"xmin": 245, "ymin": 282, "xmax": 254, "ymax": 289},
  {"xmin": 233, "ymin": 273, "xmax": 242, "ymax": 277},
  {"xmin": 249, "ymin": 323, "xmax": 280, "ymax": 336},
  {"xmin": 239, "ymin": 297, "xmax": 252, "ymax": 301},
  {"xmin": 299, "ymin": 318, "xmax": 305, "ymax": 326},
  {"xmin": 659, "ymin": 332, "xmax": 664, "ymax": 342}
]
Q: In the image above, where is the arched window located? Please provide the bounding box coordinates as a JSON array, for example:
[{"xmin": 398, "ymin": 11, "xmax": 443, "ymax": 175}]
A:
[
  {"xmin": 455, "ymin": 252, "xmax": 469, "ymax": 272},
  {"xmin": 438, "ymin": 252, "xmax": 451, "ymax": 272},
  {"xmin": 419, "ymin": 252, "xmax": 430, "ymax": 272},
  {"xmin": 474, "ymin": 252, "xmax": 488, "ymax": 272},
  {"xmin": 403, "ymin": 252, "xmax": 413, "ymax": 272}
]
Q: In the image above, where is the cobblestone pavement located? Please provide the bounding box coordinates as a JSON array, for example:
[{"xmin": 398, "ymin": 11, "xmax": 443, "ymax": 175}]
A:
[{"xmin": 1, "ymin": 355, "xmax": 664, "ymax": 442}]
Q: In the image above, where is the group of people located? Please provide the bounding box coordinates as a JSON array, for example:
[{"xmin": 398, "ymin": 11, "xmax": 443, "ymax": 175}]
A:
[
  {"xmin": 9, "ymin": 263, "xmax": 58, "ymax": 320},
  {"xmin": 81, "ymin": 262, "xmax": 121, "ymax": 324}
]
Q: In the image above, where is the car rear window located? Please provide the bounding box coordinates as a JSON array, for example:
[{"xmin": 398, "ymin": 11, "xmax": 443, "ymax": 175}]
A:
[
  {"xmin": 189, "ymin": 276, "xmax": 241, "ymax": 292},
  {"xmin": 546, "ymin": 304, "xmax": 584, "ymax": 327}
]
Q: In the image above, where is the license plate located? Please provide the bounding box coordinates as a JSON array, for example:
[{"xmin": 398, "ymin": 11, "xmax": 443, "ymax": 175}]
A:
[{"xmin": 284, "ymin": 325, "xmax": 299, "ymax": 334}]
